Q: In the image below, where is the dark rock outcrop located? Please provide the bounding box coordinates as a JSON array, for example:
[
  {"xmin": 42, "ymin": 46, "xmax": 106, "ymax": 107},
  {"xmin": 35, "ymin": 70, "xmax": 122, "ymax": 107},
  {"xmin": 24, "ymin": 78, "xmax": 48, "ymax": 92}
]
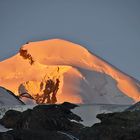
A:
[
  {"xmin": 0, "ymin": 102, "xmax": 83, "ymax": 131},
  {"xmin": 79, "ymin": 111, "xmax": 140, "ymax": 140},
  {"xmin": 0, "ymin": 110, "xmax": 22, "ymax": 128},
  {"xmin": 0, "ymin": 129, "xmax": 72, "ymax": 140},
  {"xmin": 0, "ymin": 102, "xmax": 83, "ymax": 140},
  {"xmin": 19, "ymin": 48, "xmax": 34, "ymax": 65},
  {"xmin": 2, "ymin": 102, "xmax": 140, "ymax": 140}
]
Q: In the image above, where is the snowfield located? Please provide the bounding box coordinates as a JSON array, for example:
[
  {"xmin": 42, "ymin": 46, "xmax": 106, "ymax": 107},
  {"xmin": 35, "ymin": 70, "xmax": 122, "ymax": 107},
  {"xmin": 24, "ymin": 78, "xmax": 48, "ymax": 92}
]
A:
[
  {"xmin": 0, "ymin": 39, "xmax": 140, "ymax": 104},
  {"xmin": 0, "ymin": 87, "xmax": 24, "ymax": 106}
]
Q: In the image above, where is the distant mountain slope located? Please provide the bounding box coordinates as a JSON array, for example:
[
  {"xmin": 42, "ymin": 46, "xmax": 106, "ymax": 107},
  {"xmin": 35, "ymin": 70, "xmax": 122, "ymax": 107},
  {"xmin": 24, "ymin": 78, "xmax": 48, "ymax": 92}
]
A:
[
  {"xmin": 0, "ymin": 87, "xmax": 24, "ymax": 106},
  {"xmin": 0, "ymin": 39, "xmax": 140, "ymax": 104}
]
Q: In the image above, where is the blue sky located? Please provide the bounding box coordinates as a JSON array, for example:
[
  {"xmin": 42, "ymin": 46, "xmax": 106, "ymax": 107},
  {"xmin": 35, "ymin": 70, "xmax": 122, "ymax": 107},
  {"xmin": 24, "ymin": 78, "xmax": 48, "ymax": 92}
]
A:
[{"xmin": 0, "ymin": 0, "xmax": 140, "ymax": 80}]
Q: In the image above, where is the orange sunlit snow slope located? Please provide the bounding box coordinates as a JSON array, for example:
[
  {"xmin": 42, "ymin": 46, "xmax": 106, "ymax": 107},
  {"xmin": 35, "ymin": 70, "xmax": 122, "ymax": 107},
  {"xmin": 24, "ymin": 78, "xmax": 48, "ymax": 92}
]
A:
[{"xmin": 0, "ymin": 39, "xmax": 140, "ymax": 104}]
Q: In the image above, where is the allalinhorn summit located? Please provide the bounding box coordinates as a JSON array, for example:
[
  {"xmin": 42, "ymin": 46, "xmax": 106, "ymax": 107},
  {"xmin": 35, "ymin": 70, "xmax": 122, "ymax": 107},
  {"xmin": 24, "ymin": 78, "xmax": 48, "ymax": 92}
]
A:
[{"xmin": 0, "ymin": 39, "xmax": 140, "ymax": 105}]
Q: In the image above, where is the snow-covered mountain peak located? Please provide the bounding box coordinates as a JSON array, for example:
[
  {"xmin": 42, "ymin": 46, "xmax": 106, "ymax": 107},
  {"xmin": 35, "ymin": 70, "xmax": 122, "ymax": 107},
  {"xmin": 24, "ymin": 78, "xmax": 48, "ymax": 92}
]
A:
[
  {"xmin": 20, "ymin": 39, "xmax": 91, "ymax": 68},
  {"xmin": 0, "ymin": 39, "xmax": 140, "ymax": 105}
]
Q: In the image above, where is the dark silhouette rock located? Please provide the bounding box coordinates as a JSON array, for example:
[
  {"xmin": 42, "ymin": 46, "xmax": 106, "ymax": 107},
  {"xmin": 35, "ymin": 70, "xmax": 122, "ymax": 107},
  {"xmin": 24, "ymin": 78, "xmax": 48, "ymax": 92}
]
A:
[
  {"xmin": 79, "ymin": 111, "xmax": 140, "ymax": 140},
  {"xmin": 3, "ymin": 102, "xmax": 140, "ymax": 139},
  {"xmin": 60, "ymin": 102, "xmax": 78, "ymax": 109},
  {"xmin": 41, "ymin": 78, "xmax": 60, "ymax": 104},
  {"xmin": 0, "ymin": 129, "xmax": 72, "ymax": 140},
  {"xmin": 0, "ymin": 102, "xmax": 83, "ymax": 132},
  {"xmin": 19, "ymin": 48, "xmax": 34, "ymax": 65},
  {"xmin": 19, "ymin": 78, "xmax": 61, "ymax": 104},
  {"xmin": 0, "ymin": 110, "xmax": 22, "ymax": 128},
  {"xmin": 0, "ymin": 102, "xmax": 82, "ymax": 140}
]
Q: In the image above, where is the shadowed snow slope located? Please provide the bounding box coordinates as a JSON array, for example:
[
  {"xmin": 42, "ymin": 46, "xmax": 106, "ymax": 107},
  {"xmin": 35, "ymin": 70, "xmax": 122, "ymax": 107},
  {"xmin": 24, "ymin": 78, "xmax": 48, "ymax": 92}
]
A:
[
  {"xmin": 0, "ymin": 39, "xmax": 140, "ymax": 104},
  {"xmin": 0, "ymin": 87, "xmax": 24, "ymax": 106}
]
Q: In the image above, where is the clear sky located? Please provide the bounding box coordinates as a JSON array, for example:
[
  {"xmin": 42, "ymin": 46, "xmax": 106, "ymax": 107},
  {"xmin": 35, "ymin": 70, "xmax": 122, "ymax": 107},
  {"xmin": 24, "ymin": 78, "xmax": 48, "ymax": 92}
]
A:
[{"xmin": 0, "ymin": 0, "xmax": 140, "ymax": 80}]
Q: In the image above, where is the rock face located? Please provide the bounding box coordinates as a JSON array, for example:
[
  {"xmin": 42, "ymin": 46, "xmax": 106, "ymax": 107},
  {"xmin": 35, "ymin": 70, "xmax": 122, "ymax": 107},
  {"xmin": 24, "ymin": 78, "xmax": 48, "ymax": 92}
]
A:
[
  {"xmin": 79, "ymin": 105, "xmax": 140, "ymax": 140},
  {"xmin": 0, "ymin": 110, "xmax": 22, "ymax": 128},
  {"xmin": 1, "ymin": 102, "xmax": 140, "ymax": 140},
  {"xmin": 18, "ymin": 78, "xmax": 60, "ymax": 104},
  {"xmin": 0, "ymin": 102, "xmax": 83, "ymax": 131},
  {"xmin": 19, "ymin": 47, "xmax": 34, "ymax": 65},
  {"xmin": 0, "ymin": 102, "xmax": 83, "ymax": 140},
  {"xmin": 0, "ymin": 130, "xmax": 72, "ymax": 140}
]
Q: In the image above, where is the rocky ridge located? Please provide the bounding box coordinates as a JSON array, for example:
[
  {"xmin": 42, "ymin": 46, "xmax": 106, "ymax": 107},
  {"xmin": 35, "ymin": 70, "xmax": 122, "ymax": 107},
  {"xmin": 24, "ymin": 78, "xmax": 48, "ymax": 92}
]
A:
[{"xmin": 1, "ymin": 102, "xmax": 140, "ymax": 140}]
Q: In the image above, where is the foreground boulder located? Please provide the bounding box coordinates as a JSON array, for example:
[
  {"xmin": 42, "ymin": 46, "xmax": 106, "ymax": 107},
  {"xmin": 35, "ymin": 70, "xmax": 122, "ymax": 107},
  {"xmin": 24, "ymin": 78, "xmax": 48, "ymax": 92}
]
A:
[
  {"xmin": 0, "ymin": 102, "xmax": 83, "ymax": 140},
  {"xmin": 0, "ymin": 110, "xmax": 22, "ymax": 128},
  {"xmin": 2, "ymin": 102, "xmax": 140, "ymax": 140},
  {"xmin": 0, "ymin": 102, "xmax": 83, "ymax": 131},
  {"xmin": 79, "ymin": 110, "xmax": 140, "ymax": 140},
  {"xmin": 0, "ymin": 129, "xmax": 73, "ymax": 140}
]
